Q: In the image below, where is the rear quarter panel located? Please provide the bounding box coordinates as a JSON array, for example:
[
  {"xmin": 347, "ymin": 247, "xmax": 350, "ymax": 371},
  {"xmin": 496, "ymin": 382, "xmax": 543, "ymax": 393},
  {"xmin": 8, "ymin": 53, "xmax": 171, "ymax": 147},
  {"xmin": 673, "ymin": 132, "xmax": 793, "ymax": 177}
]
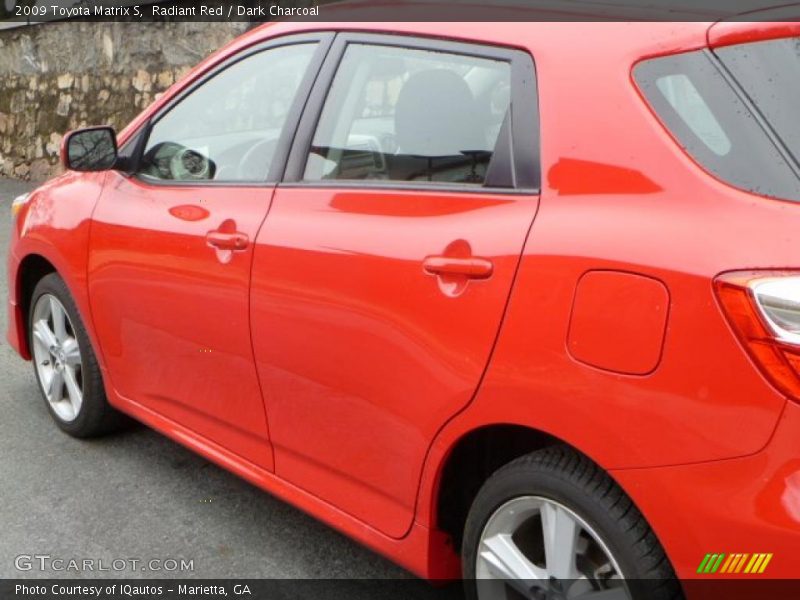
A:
[
  {"xmin": 467, "ymin": 23, "xmax": 789, "ymax": 470},
  {"xmin": 416, "ymin": 25, "xmax": 790, "ymax": 527}
]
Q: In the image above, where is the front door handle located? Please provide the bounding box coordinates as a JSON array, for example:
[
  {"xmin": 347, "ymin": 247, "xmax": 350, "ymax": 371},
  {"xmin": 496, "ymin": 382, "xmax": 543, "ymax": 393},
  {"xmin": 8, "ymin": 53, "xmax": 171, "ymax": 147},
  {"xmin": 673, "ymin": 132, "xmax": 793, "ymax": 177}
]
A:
[
  {"xmin": 206, "ymin": 230, "xmax": 249, "ymax": 251},
  {"xmin": 423, "ymin": 256, "xmax": 494, "ymax": 279}
]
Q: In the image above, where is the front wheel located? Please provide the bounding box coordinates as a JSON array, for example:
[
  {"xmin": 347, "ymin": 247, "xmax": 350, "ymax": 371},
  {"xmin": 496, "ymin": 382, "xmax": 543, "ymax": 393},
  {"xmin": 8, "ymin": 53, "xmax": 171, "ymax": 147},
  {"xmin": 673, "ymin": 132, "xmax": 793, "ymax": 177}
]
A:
[
  {"xmin": 29, "ymin": 273, "xmax": 128, "ymax": 437},
  {"xmin": 462, "ymin": 446, "xmax": 684, "ymax": 600}
]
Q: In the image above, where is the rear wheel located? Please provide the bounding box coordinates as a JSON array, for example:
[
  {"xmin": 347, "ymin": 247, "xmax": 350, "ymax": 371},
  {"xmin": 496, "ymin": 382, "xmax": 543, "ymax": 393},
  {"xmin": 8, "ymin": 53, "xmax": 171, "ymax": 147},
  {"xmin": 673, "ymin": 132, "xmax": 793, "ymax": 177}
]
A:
[
  {"xmin": 462, "ymin": 446, "xmax": 683, "ymax": 600},
  {"xmin": 29, "ymin": 273, "xmax": 128, "ymax": 437}
]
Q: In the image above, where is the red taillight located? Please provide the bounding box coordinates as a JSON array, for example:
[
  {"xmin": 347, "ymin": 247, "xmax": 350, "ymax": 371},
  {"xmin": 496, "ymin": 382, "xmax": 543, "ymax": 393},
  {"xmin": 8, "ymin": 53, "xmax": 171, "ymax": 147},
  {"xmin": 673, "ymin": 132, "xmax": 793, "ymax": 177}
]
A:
[{"xmin": 715, "ymin": 271, "xmax": 800, "ymax": 403}]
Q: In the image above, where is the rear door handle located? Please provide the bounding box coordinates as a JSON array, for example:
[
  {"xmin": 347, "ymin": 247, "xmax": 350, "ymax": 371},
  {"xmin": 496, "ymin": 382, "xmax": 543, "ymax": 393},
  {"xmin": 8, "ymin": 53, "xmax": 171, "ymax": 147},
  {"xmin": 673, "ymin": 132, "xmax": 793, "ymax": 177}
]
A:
[
  {"xmin": 206, "ymin": 231, "xmax": 249, "ymax": 251},
  {"xmin": 423, "ymin": 256, "xmax": 494, "ymax": 279}
]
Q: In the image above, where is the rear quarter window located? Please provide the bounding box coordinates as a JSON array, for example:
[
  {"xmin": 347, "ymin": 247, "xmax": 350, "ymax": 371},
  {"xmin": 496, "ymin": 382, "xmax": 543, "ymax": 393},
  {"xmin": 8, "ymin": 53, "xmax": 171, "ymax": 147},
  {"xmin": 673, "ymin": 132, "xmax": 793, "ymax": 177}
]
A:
[
  {"xmin": 634, "ymin": 48, "xmax": 800, "ymax": 202},
  {"xmin": 716, "ymin": 37, "xmax": 800, "ymax": 164}
]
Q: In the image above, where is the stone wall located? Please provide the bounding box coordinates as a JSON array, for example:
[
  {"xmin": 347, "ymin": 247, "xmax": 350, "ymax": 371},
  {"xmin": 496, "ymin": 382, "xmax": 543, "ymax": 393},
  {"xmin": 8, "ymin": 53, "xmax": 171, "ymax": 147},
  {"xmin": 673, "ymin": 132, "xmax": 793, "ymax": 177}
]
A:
[{"xmin": 0, "ymin": 21, "xmax": 249, "ymax": 180}]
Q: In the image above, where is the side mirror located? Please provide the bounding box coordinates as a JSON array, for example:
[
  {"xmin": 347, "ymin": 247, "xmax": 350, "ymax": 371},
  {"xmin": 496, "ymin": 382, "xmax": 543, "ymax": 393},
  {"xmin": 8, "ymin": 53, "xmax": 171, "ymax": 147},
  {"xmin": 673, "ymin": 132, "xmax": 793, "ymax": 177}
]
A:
[{"xmin": 62, "ymin": 127, "xmax": 118, "ymax": 172}]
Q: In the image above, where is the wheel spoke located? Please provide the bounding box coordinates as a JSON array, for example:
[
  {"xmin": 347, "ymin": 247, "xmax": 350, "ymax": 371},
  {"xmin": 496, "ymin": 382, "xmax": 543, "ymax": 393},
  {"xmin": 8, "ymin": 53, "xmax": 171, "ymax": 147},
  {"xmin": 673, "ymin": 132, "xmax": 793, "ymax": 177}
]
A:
[
  {"xmin": 33, "ymin": 319, "xmax": 58, "ymax": 352},
  {"xmin": 50, "ymin": 297, "xmax": 67, "ymax": 342},
  {"xmin": 541, "ymin": 501, "xmax": 581, "ymax": 579},
  {"xmin": 33, "ymin": 294, "xmax": 86, "ymax": 423},
  {"xmin": 47, "ymin": 369, "xmax": 65, "ymax": 402},
  {"xmin": 480, "ymin": 533, "xmax": 547, "ymax": 596},
  {"xmin": 64, "ymin": 367, "xmax": 83, "ymax": 416},
  {"xmin": 62, "ymin": 338, "xmax": 81, "ymax": 366}
]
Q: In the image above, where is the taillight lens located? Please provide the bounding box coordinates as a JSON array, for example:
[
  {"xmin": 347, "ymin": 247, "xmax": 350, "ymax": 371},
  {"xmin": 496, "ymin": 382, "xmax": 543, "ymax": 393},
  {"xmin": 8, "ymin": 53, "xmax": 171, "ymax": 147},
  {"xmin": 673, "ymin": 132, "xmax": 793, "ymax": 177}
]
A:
[{"xmin": 715, "ymin": 271, "xmax": 800, "ymax": 403}]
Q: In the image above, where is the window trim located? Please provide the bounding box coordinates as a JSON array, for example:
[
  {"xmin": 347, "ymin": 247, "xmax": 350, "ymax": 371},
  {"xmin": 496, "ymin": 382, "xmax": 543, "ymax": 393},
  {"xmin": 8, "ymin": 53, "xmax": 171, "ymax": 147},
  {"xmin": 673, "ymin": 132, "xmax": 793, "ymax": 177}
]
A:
[
  {"xmin": 281, "ymin": 32, "xmax": 540, "ymax": 195},
  {"xmin": 120, "ymin": 32, "xmax": 336, "ymax": 188}
]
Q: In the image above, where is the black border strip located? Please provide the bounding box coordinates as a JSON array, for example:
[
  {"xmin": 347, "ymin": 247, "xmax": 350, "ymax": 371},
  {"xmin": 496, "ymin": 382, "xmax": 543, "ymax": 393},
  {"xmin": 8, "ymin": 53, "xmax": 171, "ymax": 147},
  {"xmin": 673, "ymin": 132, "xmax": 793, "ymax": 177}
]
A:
[{"xmin": 4, "ymin": 0, "xmax": 800, "ymax": 24}]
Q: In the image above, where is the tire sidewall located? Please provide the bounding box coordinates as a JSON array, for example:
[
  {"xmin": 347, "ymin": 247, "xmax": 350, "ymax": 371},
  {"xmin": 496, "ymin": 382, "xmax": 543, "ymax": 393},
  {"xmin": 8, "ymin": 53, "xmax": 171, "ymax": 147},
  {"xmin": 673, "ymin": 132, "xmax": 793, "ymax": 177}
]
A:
[{"xmin": 462, "ymin": 462, "xmax": 652, "ymax": 597}]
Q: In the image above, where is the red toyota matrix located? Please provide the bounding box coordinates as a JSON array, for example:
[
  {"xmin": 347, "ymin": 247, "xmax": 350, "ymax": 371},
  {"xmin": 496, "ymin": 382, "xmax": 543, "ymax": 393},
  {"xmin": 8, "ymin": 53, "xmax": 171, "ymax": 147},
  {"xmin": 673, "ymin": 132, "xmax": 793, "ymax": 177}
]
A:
[{"xmin": 7, "ymin": 19, "xmax": 800, "ymax": 599}]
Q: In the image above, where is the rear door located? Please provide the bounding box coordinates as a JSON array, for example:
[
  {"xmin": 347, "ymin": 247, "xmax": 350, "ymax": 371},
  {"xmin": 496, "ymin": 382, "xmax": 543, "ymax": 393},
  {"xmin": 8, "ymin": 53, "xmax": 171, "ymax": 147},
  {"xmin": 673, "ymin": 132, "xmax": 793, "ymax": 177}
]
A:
[{"xmin": 250, "ymin": 34, "xmax": 540, "ymax": 536}]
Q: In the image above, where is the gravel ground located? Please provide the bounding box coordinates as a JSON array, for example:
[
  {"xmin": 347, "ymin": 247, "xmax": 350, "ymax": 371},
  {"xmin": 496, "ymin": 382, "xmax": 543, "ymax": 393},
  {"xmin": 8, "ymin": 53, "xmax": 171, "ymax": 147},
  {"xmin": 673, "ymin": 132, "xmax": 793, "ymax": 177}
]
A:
[{"xmin": 0, "ymin": 178, "xmax": 460, "ymax": 597}]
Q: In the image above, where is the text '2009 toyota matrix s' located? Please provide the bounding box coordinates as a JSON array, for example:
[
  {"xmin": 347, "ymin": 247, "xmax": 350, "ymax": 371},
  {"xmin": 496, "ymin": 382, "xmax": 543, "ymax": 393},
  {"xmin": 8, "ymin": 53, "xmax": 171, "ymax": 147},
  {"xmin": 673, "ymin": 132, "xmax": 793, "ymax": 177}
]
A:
[{"xmin": 7, "ymin": 18, "xmax": 800, "ymax": 599}]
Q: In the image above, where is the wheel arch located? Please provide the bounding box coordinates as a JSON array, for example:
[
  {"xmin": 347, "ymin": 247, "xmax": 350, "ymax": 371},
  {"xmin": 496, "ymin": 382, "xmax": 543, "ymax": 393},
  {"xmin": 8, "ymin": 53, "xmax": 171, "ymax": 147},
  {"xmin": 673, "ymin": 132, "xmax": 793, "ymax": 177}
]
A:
[
  {"xmin": 429, "ymin": 422, "xmax": 569, "ymax": 552},
  {"xmin": 422, "ymin": 414, "xmax": 684, "ymax": 583},
  {"xmin": 14, "ymin": 253, "xmax": 58, "ymax": 357}
]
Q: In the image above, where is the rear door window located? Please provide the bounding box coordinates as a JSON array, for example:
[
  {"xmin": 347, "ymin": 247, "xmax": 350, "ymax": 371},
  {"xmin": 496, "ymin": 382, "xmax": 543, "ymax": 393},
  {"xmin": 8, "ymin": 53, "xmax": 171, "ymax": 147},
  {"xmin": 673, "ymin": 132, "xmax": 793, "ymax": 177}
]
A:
[{"xmin": 303, "ymin": 44, "xmax": 513, "ymax": 186}]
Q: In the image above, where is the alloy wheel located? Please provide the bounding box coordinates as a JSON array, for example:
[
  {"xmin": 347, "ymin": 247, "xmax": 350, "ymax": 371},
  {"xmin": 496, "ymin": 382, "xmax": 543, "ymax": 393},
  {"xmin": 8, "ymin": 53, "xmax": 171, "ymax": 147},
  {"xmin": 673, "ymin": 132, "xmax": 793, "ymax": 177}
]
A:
[
  {"xmin": 31, "ymin": 294, "xmax": 84, "ymax": 423},
  {"xmin": 476, "ymin": 496, "xmax": 630, "ymax": 600}
]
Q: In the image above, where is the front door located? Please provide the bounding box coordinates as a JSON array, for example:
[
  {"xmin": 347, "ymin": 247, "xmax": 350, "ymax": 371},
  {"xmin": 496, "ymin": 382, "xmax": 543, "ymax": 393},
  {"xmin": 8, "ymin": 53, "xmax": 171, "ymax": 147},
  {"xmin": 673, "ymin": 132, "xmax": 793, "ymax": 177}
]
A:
[
  {"xmin": 88, "ymin": 37, "xmax": 328, "ymax": 470},
  {"xmin": 251, "ymin": 35, "xmax": 540, "ymax": 535}
]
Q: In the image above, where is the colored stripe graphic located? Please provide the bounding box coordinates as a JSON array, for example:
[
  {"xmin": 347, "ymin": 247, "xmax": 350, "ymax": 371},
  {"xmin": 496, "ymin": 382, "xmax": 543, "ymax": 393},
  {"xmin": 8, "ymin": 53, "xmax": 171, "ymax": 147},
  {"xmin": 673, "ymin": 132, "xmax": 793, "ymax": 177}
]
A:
[
  {"xmin": 759, "ymin": 553, "xmax": 773, "ymax": 574},
  {"xmin": 709, "ymin": 554, "xmax": 725, "ymax": 574},
  {"xmin": 747, "ymin": 554, "xmax": 765, "ymax": 573},
  {"xmin": 735, "ymin": 554, "xmax": 750, "ymax": 573},
  {"xmin": 705, "ymin": 554, "xmax": 719, "ymax": 573},
  {"xmin": 719, "ymin": 554, "xmax": 735, "ymax": 574},
  {"xmin": 697, "ymin": 554, "xmax": 711, "ymax": 574},
  {"xmin": 722, "ymin": 553, "xmax": 740, "ymax": 574},
  {"xmin": 699, "ymin": 552, "xmax": 772, "ymax": 575},
  {"xmin": 744, "ymin": 554, "xmax": 759, "ymax": 573}
]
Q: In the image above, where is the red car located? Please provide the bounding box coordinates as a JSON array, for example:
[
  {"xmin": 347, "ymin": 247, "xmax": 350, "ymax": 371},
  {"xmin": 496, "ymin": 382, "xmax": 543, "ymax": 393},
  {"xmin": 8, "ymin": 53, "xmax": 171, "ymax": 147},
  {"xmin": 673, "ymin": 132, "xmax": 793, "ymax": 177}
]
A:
[{"xmin": 7, "ymin": 17, "xmax": 800, "ymax": 599}]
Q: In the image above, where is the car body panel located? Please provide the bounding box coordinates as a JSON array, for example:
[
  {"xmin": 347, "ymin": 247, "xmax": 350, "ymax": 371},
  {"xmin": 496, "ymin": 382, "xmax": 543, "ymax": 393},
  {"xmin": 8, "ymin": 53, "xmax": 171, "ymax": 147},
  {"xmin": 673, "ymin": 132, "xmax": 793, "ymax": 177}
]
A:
[
  {"xmin": 567, "ymin": 270, "xmax": 670, "ymax": 375},
  {"xmin": 708, "ymin": 19, "xmax": 800, "ymax": 48},
  {"xmin": 613, "ymin": 400, "xmax": 800, "ymax": 580},
  {"xmin": 87, "ymin": 171, "xmax": 275, "ymax": 471},
  {"xmin": 6, "ymin": 171, "xmax": 106, "ymax": 364},
  {"xmin": 251, "ymin": 186, "xmax": 539, "ymax": 538},
  {"xmin": 6, "ymin": 248, "xmax": 25, "ymax": 357},
  {"xmin": 111, "ymin": 381, "xmax": 461, "ymax": 579},
  {"xmin": 467, "ymin": 20, "xmax": 788, "ymax": 468},
  {"xmin": 6, "ymin": 19, "xmax": 800, "ymax": 583}
]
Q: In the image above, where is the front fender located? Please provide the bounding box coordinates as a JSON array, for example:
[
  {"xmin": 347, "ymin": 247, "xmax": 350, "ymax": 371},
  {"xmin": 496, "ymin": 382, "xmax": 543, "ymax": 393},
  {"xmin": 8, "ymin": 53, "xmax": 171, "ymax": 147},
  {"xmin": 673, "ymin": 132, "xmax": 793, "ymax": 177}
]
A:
[{"xmin": 7, "ymin": 171, "xmax": 107, "ymax": 369}]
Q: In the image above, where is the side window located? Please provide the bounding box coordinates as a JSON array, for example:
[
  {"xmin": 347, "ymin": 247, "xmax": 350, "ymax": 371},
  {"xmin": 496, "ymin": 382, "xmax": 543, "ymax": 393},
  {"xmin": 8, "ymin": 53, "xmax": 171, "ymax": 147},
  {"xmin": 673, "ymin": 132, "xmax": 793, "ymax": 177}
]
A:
[
  {"xmin": 716, "ymin": 37, "xmax": 800, "ymax": 167},
  {"xmin": 138, "ymin": 43, "xmax": 318, "ymax": 183},
  {"xmin": 303, "ymin": 44, "xmax": 512, "ymax": 186},
  {"xmin": 634, "ymin": 50, "xmax": 800, "ymax": 202},
  {"xmin": 654, "ymin": 74, "xmax": 731, "ymax": 156}
]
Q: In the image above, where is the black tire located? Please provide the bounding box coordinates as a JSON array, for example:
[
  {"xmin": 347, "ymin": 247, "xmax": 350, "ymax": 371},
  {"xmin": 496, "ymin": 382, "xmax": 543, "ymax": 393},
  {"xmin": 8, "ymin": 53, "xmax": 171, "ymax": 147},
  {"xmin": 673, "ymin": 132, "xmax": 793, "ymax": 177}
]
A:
[
  {"xmin": 462, "ymin": 446, "xmax": 684, "ymax": 600},
  {"xmin": 28, "ymin": 273, "xmax": 128, "ymax": 438}
]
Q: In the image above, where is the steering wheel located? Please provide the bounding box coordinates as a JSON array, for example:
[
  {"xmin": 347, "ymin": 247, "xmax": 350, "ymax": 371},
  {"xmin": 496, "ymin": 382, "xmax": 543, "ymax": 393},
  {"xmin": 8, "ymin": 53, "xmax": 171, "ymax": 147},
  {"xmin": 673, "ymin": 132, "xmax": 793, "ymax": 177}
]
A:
[
  {"xmin": 169, "ymin": 147, "xmax": 212, "ymax": 180},
  {"xmin": 237, "ymin": 138, "xmax": 279, "ymax": 181}
]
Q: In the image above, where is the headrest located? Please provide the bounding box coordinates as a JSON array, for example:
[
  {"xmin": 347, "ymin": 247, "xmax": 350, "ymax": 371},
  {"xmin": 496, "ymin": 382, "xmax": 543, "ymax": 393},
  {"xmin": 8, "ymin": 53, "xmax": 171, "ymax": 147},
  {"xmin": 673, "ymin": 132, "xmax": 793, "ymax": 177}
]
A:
[{"xmin": 394, "ymin": 69, "xmax": 484, "ymax": 157}]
